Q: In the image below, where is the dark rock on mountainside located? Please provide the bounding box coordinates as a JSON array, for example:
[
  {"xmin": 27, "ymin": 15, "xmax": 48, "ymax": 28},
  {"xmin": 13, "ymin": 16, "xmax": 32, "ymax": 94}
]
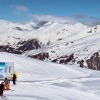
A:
[
  {"xmin": 16, "ymin": 39, "xmax": 41, "ymax": 52},
  {"xmin": 86, "ymin": 52, "xmax": 100, "ymax": 70},
  {"xmin": 77, "ymin": 60, "xmax": 85, "ymax": 68},
  {"xmin": 29, "ymin": 51, "xmax": 100, "ymax": 71},
  {"xmin": 52, "ymin": 54, "xmax": 74, "ymax": 64},
  {"xmin": 29, "ymin": 53, "xmax": 74, "ymax": 64},
  {"xmin": 76, "ymin": 51, "xmax": 100, "ymax": 70},
  {"xmin": 0, "ymin": 45, "xmax": 21, "ymax": 54},
  {"xmin": 29, "ymin": 52, "xmax": 49, "ymax": 60},
  {"xmin": 0, "ymin": 39, "xmax": 41, "ymax": 54},
  {"xmin": 13, "ymin": 27, "xmax": 23, "ymax": 31}
]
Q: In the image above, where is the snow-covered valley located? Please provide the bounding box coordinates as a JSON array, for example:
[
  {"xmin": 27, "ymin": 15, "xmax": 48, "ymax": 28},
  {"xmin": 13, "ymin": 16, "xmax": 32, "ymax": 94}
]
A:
[{"xmin": 0, "ymin": 52, "xmax": 100, "ymax": 100}]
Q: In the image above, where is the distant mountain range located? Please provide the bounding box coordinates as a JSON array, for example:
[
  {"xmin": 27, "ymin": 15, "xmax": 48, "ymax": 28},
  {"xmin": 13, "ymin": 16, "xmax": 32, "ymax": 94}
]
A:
[{"xmin": 0, "ymin": 19, "xmax": 100, "ymax": 70}]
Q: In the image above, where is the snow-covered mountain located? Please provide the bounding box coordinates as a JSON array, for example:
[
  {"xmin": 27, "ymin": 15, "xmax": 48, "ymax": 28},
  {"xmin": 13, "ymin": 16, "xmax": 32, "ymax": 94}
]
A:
[{"xmin": 0, "ymin": 19, "xmax": 100, "ymax": 70}]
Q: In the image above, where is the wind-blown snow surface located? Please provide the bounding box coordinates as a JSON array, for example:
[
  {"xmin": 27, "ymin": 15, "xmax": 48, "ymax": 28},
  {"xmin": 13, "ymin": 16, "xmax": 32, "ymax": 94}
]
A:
[{"xmin": 0, "ymin": 53, "xmax": 100, "ymax": 100}]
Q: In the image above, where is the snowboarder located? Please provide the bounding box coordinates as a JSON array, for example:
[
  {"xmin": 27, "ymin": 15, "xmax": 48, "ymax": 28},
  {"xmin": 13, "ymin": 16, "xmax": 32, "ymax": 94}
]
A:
[
  {"xmin": 0, "ymin": 82, "xmax": 5, "ymax": 96},
  {"xmin": 4, "ymin": 78, "xmax": 10, "ymax": 90},
  {"xmin": 12, "ymin": 73, "xmax": 17, "ymax": 85}
]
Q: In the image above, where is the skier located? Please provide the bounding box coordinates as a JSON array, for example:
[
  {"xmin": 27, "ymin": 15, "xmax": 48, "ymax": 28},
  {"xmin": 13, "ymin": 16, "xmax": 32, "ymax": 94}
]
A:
[
  {"xmin": 0, "ymin": 82, "xmax": 5, "ymax": 96},
  {"xmin": 12, "ymin": 73, "xmax": 17, "ymax": 85},
  {"xmin": 4, "ymin": 78, "xmax": 10, "ymax": 90}
]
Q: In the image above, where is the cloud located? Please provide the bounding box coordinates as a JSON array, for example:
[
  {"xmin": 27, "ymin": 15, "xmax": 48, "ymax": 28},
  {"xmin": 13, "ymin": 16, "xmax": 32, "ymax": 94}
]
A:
[
  {"xmin": 86, "ymin": 16, "xmax": 100, "ymax": 26},
  {"xmin": 15, "ymin": 6, "xmax": 29, "ymax": 12},
  {"xmin": 75, "ymin": 14, "xmax": 84, "ymax": 19},
  {"xmin": 89, "ymin": 16, "xmax": 96, "ymax": 19},
  {"xmin": 28, "ymin": 14, "xmax": 77, "ymax": 24},
  {"xmin": 10, "ymin": 5, "xmax": 29, "ymax": 17},
  {"xmin": 13, "ymin": 11, "xmax": 21, "ymax": 15}
]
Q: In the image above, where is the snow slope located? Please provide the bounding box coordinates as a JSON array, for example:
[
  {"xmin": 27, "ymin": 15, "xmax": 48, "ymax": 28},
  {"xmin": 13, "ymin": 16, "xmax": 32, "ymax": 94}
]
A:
[
  {"xmin": 0, "ymin": 52, "xmax": 100, "ymax": 100},
  {"xmin": 0, "ymin": 52, "xmax": 90, "ymax": 81}
]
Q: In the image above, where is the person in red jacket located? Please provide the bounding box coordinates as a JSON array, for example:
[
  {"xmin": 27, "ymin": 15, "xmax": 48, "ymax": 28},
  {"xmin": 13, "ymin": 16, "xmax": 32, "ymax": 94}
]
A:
[{"xmin": 4, "ymin": 78, "xmax": 10, "ymax": 90}]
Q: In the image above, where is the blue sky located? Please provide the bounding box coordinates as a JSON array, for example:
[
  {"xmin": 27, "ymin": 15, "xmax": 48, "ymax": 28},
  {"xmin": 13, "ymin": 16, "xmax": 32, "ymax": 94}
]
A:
[{"xmin": 0, "ymin": 0, "xmax": 100, "ymax": 25}]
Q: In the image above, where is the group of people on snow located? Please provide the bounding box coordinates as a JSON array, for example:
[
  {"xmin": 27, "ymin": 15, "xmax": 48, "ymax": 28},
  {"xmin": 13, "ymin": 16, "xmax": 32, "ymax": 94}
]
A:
[{"xmin": 0, "ymin": 72, "xmax": 18, "ymax": 96}]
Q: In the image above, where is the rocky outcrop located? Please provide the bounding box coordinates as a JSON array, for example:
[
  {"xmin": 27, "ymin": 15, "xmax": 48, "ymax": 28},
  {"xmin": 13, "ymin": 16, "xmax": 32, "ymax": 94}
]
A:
[
  {"xmin": 0, "ymin": 45, "xmax": 21, "ymax": 54},
  {"xmin": 29, "ymin": 52, "xmax": 49, "ymax": 60},
  {"xmin": 86, "ymin": 52, "xmax": 100, "ymax": 70},
  {"xmin": 13, "ymin": 27, "xmax": 23, "ymax": 31},
  {"xmin": 77, "ymin": 60, "xmax": 85, "ymax": 68},
  {"xmin": 16, "ymin": 39, "xmax": 41, "ymax": 52},
  {"xmin": 77, "ymin": 51, "xmax": 100, "ymax": 70},
  {"xmin": 52, "ymin": 54, "xmax": 74, "ymax": 64},
  {"xmin": 29, "ymin": 53, "xmax": 74, "ymax": 64},
  {"xmin": 29, "ymin": 51, "xmax": 100, "ymax": 71},
  {"xmin": 0, "ymin": 39, "xmax": 41, "ymax": 54}
]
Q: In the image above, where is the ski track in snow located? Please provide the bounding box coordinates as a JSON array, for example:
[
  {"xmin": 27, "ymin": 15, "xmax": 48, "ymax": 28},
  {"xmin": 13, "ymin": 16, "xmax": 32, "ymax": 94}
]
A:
[
  {"xmin": 0, "ymin": 78, "xmax": 100, "ymax": 100},
  {"xmin": 1, "ymin": 77, "xmax": 100, "ymax": 100}
]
